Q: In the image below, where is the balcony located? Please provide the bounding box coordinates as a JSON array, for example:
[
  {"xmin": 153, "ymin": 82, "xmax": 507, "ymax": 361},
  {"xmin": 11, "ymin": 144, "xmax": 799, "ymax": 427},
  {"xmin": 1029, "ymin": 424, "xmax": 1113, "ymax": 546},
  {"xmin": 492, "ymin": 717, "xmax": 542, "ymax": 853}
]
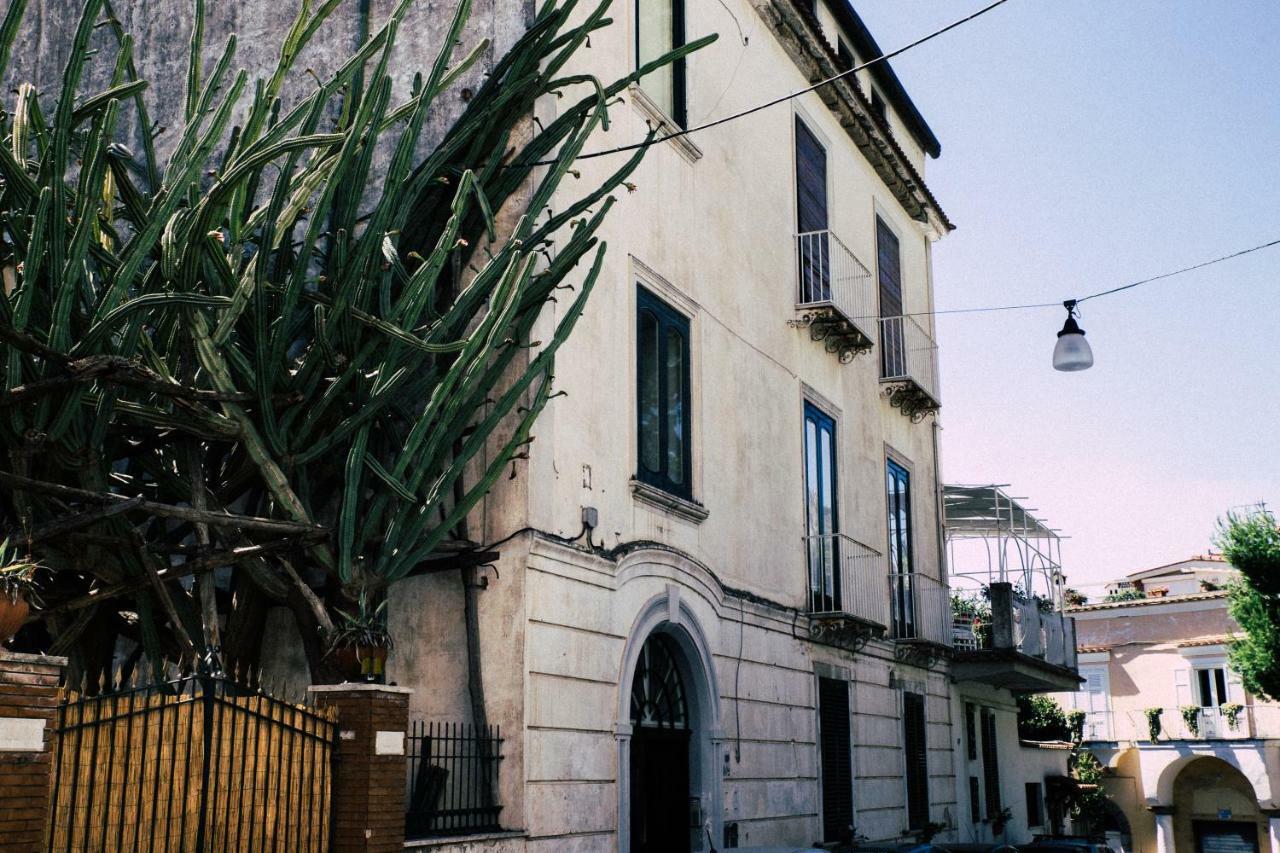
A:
[
  {"xmin": 1082, "ymin": 706, "xmax": 1280, "ymax": 744},
  {"xmin": 890, "ymin": 570, "xmax": 953, "ymax": 666},
  {"xmin": 792, "ymin": 230, "xmax": 877, "ymax": 362},
  {"xmin": 805, "ymin": 533, "xmax": 887, "ymax": 650},
  {"xmin": 951, "ymin": 582, "xmax": 1082, "ymax": 693},
  {"xmin": 880, "ymin": 315, "xmax": 940, "ymax": 420}
]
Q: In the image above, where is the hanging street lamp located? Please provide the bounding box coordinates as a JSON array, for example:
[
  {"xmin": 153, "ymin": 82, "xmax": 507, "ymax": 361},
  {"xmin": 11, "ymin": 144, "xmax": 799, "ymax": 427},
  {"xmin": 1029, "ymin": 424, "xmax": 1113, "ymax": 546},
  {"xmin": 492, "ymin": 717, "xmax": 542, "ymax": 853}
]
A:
[{"xmin": 1052, "ymin": 300, "xmax": 1093, "ymax": 372}]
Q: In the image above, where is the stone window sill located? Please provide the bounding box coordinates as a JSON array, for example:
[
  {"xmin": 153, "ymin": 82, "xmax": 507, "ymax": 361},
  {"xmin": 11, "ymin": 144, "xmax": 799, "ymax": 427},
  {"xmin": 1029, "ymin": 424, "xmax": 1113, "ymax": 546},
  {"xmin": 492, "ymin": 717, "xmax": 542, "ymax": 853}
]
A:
[
  {"xmin": 630, "ymin": 479, "xmax": 709, "ymax": 524},
  {"xmin": 627, "ymin": 84, "xmax": 703, "ymax": 164}
]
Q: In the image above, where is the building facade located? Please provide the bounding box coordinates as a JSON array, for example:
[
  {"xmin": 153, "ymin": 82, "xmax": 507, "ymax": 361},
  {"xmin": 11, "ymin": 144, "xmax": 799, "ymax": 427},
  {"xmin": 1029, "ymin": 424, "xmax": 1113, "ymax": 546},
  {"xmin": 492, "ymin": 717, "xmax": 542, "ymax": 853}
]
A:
[
  {"xmin": 377, "ymin": 2, "xmax": 1081, "ymax": 851},
  {"xmin": 1061, "ymin": 556, "xmax": 1280, "ymax": 853}
]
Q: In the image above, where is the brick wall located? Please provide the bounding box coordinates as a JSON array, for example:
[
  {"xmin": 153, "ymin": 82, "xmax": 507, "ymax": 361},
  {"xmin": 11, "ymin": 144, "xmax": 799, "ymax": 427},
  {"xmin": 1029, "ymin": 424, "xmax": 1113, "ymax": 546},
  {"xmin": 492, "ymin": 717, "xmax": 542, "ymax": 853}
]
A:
[
  {"xmin": 0, "ymin": 651, "xmax": 66, "ymax": 853},
  {"xmin": 309, "ymin": 684, "xmax": 413, "ymax": 853}
]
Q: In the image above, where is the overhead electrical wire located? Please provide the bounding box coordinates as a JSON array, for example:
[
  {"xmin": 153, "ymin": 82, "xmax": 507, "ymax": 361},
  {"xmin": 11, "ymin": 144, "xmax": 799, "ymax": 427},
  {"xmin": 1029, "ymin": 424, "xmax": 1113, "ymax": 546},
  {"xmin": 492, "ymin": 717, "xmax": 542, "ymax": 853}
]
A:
[
  {"xmin": 521, "ymin": 0, "xmax": 1278, "ymax": 322},
  {"xmin": 531, "ymin": 0, "xmax": 1014, "ymax": 165},
  {"xmin": 868, "ymin": 235, "xmax": 1280, "ymax": 321}
]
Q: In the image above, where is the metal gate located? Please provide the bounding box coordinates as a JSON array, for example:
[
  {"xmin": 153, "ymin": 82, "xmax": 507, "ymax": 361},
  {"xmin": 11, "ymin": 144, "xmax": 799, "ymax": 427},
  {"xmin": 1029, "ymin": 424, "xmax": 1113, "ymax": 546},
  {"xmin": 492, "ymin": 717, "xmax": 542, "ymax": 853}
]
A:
[{"xmin": 47, "ymin": 668, "xmax": 336, "ymax": 852}]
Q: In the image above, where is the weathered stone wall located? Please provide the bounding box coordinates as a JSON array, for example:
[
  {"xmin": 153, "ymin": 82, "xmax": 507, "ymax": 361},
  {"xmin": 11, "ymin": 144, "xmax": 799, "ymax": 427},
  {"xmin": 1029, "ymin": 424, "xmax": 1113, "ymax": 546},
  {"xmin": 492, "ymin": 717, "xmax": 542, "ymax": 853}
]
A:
[{"xmin": 6, "ymin": 0, "xmax": 533, "ymax": 171}]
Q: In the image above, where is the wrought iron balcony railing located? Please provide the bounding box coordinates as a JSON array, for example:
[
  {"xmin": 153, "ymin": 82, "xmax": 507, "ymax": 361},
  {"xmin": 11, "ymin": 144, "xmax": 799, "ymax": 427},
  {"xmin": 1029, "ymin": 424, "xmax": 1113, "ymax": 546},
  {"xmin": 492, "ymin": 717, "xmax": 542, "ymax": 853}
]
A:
[
  {"xmin": 889, "ymin": 570, "xmax": 952, "ymax": 648},
  {"xmin": 805, "ymin": 534, "xmax": 887, "ymax": 646},
  {"xmin": 794, "ymin": 230, "xmax": 877, "ymax": 361},
  {"xmin": 880, "ymin": 314, "xmax": 940, "ymax": 420}
]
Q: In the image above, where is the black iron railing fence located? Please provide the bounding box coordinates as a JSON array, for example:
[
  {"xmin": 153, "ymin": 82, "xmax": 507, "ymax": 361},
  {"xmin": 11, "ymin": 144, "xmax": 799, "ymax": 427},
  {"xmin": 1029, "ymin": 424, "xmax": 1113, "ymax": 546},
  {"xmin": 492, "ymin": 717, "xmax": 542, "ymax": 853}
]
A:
[{"xmin": 405, "ymin": 721, "xmax": 503, "ymax": 838}]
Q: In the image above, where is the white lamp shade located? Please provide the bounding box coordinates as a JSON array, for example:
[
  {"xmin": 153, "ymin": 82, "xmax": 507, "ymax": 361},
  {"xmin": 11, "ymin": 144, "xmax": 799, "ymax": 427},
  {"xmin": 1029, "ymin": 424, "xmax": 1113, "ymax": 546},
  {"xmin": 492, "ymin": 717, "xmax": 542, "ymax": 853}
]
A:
[{"xmin": 1053, "ymin": 331, "xmax": 1093, "ymax": 372}]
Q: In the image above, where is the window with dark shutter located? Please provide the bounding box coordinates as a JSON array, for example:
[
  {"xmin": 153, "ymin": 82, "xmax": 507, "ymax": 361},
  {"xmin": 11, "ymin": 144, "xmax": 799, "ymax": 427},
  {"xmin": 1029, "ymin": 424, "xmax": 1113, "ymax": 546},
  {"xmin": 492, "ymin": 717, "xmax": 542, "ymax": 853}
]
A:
[
  {"xmin": 1025, "ymin": 782, "xmax": 1043, "ymax": 827},
  {"xmin": 795, "ymin": 118, "xmax": 830, "ymax": 303},
  {"xmin": 636, "ymin": 0, "xmax": 687, "ymax": 127},
  {"xmin": 636, "ymin": 287, "xmax": 692, "ymax": 498},
  {"xmin": 903, "ymin": 691, "xmax": 929, "ymax": 831},
  {"xmin": 818, "ymin": 677, "xmax": 854, "ymax": 843},
  {"xmin": 981, "ymin": 709, "xmax": 1001, "ymax": 818},
  {"xmin": 877, "ymin": 217, "xmax": 904, "ymax": 379},
  {"xmin": 876, "ymin": 216, "xmax": 902, "ymax": 317},
  {"xmin": 965, "ymin": 703, "xmax": 977, "ymax": 761},
  {"xmin": 969, "ymin": 777, "xmax": 982, "ymax": 824}
]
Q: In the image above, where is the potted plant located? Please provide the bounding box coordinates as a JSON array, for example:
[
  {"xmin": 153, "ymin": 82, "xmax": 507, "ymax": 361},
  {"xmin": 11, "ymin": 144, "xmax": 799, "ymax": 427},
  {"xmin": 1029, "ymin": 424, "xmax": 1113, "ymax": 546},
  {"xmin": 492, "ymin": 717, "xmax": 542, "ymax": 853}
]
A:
[
  {"xmin": 325, "ymin": 588, "xmax": 393, "ymax": 683},
  {"xmin": 1181, "ymin": 705, "xmax": 1201, "ymax": 737},
  {"xmin": 1144, "ymin": 707, "xmax": 1163, "ymax": 741},
  {"xmin": 1222, "ymin": 702, "xmax": 1244, "ymax": 731},
  {"xmin": 0, "ymin": 539, "xmax": 42, "ymax": 643},
  {"xmin": 990, "ymin": 806, "xmax": 1013, "ymax": 837}
]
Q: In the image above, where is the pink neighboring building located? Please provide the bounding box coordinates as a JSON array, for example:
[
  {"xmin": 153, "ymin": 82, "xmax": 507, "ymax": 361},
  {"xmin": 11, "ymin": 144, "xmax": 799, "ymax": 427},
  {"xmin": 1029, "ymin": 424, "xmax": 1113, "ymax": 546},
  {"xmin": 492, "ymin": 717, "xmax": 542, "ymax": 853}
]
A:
[{"xmin": 1061, "ymin": 556, "xmax": 1280, "ymax": 853}]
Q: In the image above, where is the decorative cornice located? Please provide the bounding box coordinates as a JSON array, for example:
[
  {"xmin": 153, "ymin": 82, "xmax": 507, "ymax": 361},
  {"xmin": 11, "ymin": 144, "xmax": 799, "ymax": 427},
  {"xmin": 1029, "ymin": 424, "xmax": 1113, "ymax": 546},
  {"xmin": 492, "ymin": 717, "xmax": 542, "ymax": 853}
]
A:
[
  {"xmin": 630, "ymin": 479, "xmax": 710, "ymax": 524},
  {"xmin": 755, "ymin": 0, "xmax": 953, "ymax": 235}
]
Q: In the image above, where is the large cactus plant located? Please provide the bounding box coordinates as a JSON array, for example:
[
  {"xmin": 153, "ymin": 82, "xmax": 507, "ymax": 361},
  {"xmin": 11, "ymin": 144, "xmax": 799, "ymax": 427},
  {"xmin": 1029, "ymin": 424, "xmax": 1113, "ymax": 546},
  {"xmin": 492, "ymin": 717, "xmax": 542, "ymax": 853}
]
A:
[{"xmin": 0, "ymin": 0, "xmax": 713, "ymax": 682}]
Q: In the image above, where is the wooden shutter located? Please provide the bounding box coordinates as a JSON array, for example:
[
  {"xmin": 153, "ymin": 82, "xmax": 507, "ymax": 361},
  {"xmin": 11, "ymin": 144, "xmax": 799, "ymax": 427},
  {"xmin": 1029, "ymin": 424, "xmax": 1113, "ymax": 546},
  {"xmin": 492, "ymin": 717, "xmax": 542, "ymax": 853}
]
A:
[
  {"xmin": 795, "ymin": 119, "xmax": 828, "ymax": 234},
  {"xmin": 1174, "ymin": 667, "xmax": 1193, "ymax": 707},
  {"xmin": 818, "ymin": 677, "xmax": 853, "ymax": 842},
  {"xmin": 903, "ymin": 692, "xmax": 929, "ymax": 830},
  {"xmin": 981, "ymin": 709, "xmax": 1001, "ymax": 818},
  {"xmin": 876, "ymin": 217, "xmax": 902, "ymax": 317}
]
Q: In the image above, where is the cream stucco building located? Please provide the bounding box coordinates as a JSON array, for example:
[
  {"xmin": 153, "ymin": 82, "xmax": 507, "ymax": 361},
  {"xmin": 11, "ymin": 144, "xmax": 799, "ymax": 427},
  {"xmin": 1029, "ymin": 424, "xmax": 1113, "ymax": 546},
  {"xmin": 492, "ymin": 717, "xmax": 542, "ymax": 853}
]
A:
[
  {"xmin": 1061, "ymin": 556, "xmax": 1280, "ymax": 853},
  {"xmin": 365, "ymin": 2, "xmax": 1084, "ymax": 851}
]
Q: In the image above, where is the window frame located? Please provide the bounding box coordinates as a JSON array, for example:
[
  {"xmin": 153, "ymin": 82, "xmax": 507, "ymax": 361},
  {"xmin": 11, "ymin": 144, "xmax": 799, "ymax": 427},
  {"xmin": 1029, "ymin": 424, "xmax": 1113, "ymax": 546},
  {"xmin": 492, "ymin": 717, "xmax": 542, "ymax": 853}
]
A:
[
  {"xmin": 634, "ymin": 0, "xmax": 688, "ymax": 128},
  {"xmin": 886, "ymin": 455, "xmax": 916, "ymax": 638},
  {"xmin": 804, "ymin": 401, "xmax": 840, "ymax": 612},
  {"xmin": 635, "ymin": 285, "xmax": 694, "ymax": 500}
]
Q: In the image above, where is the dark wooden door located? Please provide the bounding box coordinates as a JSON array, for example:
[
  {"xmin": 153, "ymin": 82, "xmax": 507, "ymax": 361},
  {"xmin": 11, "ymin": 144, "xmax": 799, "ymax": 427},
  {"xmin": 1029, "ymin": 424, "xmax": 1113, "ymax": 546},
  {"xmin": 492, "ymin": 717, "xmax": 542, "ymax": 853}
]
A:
[
  {"xmin": 818, "ymin": 677, "xmax": 853, "ymax": 843},
  {"xmin": 630, "ymin": 729, "xmax": 691, "ymax": 853}
]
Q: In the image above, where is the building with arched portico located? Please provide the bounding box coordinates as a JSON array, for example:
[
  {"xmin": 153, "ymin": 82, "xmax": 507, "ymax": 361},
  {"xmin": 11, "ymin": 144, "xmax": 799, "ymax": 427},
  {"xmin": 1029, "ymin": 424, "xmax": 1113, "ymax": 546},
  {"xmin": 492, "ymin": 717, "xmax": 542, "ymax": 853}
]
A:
[{"xmin": 1061, "ymin": 557, "xmax": 1280, "ymax": 853}]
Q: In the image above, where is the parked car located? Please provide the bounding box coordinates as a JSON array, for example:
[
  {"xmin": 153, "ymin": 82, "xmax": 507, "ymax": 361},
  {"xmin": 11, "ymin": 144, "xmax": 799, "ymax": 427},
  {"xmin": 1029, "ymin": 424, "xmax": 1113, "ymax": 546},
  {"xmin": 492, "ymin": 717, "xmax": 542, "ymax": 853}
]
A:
[{"xmin": 1018, "ymin": 839, "xmax": 1110, "ymax": 853}]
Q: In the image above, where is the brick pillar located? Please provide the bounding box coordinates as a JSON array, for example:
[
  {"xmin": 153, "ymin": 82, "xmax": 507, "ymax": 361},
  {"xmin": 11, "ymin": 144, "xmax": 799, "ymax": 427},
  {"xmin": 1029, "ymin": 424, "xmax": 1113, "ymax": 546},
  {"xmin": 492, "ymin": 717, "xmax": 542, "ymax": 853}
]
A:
[
  {"xmin": 309, "ymin": 684, "xmax": 413, "ymax": 853},
  {"xmin": 0, "ymin": 651, "xmax": 67, "ymax": 853}
]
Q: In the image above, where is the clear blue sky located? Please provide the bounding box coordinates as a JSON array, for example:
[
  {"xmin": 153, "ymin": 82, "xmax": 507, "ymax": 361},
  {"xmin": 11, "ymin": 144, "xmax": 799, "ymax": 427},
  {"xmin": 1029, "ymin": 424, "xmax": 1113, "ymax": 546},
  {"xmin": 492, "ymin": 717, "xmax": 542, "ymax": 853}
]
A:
[{"xmin": 852, "ymin": 0, "xmax": 1280, "ymax": 593}]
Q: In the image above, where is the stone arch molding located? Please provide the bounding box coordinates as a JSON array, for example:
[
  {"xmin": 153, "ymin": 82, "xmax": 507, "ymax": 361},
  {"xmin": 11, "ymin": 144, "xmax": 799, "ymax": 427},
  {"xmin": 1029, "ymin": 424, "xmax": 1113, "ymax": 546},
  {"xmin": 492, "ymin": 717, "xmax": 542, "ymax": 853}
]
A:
[
  {"xmin": 1148, "ymin": 745, "xmax": 1280, "ymax": 807},
  {"xmin": 615, "ymin": 574, "xmax": 725, "ymax": 853}
]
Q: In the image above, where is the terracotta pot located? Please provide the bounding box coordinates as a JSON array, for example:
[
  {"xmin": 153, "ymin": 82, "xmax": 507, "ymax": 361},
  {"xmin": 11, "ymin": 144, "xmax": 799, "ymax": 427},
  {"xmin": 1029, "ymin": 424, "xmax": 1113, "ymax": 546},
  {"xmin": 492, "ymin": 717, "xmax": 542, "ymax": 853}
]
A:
[
  {"xmin": 326, "ymin": 645, "xmax": 363, "ymax": 681},
  {"xmin": 325, "ymin": 643, "xmax": 390, "ymax": 683},
  {"xmin": 0, "ymin": 592, "xmax": 30, "ymax": 643}
]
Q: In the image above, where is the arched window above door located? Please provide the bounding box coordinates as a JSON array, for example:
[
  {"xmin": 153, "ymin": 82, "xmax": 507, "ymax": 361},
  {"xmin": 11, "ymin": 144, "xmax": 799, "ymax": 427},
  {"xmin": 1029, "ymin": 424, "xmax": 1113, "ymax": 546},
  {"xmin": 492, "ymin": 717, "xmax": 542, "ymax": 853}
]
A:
[{"xmin": 630, "ymin": 633, "xmax": 689, "ymax": 730}]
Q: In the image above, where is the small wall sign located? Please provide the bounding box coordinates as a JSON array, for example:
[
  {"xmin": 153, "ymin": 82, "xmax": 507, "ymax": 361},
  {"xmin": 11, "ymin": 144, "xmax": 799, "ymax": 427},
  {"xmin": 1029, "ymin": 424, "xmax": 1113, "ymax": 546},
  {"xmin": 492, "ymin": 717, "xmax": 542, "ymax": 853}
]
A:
[
  {"xmin": 1219, "ymin": 809, "xmax": 1232, "ymax": 820},
  {"xmin": 0, "ymin": 717, "xmax": 45, "ymax": 751},
  {"xmin": 375, "ymin": 730, "xmax": 404, "ymax": 755}
]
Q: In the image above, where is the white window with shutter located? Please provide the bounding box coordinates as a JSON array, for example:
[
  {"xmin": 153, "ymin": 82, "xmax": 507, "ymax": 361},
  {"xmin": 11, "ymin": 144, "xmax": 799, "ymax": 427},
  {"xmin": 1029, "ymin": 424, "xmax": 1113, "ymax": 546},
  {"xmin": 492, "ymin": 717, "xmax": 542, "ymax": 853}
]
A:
[{"xmin": 1073, "ymin": 666, "xmax": 1111, "ymax": 740}]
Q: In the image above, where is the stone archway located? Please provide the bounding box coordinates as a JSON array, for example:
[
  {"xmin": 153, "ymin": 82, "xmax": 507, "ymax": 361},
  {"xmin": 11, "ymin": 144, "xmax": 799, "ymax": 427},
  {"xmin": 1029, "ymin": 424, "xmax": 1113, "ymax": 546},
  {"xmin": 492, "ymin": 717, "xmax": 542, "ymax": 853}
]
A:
[
  {"xmin": 616, "ymin": 589, "xmax": 723, "ymax": 853},
  {"xmin": 1170, "ymin": 756, "xmax": 1265, "ymax": 853}
]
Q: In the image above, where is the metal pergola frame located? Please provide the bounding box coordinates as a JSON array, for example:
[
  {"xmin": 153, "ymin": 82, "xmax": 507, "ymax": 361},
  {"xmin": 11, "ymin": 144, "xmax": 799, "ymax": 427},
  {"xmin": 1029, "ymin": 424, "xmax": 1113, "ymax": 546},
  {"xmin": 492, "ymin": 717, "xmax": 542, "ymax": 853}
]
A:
[{"xmin": 943, "ymin": 483, "xmax": 1067, "ymax": 608}]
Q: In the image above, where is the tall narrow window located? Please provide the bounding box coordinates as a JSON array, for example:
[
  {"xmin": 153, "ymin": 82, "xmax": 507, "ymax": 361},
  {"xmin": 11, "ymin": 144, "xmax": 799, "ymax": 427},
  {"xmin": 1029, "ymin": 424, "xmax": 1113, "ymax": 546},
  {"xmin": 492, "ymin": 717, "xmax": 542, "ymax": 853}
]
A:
[
  {"xmin": 981, "ymin": 708, "xmax": 1001, "ymax": 818},
  {"xmin": 818, "ymin": 677, "xmax": 853, "ymax": 843},
  {"xmin": 636, "ymin": 0, "xmax": 687, "ymax": 127},
  {"xmin": 965, "ymin": 703, "xmax": 977, "ymax": 761},
  {"xmin": 887, "ymin": 459, "xmax": 915, "ymax": 638},
  {"xmin": 805, "ymin": 403, "xmax": 839, "ymax": 612},
  {"xmin": 795, "ymin": 117, "xmax": 830, "ymax": 304},
  {"xmin": 877, "ymin": 217, "xmax": 904, "ymax": 378},
  {"xmin": 903, "ymin": 692, "xmax": 929, "ymax": 831},
  {"xmin": 636, "ymin": 287, "xmax": 692, "ymax": 498}
]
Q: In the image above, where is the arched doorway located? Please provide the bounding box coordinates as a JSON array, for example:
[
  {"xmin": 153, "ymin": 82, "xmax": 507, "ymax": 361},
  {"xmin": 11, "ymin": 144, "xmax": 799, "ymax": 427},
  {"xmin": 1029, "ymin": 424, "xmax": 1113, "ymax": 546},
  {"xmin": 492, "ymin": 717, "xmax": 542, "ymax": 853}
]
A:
[
  {"xmin": 629, "ymin": 633, "xmax": 692, "ymax": 853},
  {"xmin": 616, "ymin": 585, "xmax": 723, "ymax": 853},
  {"xmin": 1172, "ymin": 756, "xmax": 1265, "ymax": 853}
]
